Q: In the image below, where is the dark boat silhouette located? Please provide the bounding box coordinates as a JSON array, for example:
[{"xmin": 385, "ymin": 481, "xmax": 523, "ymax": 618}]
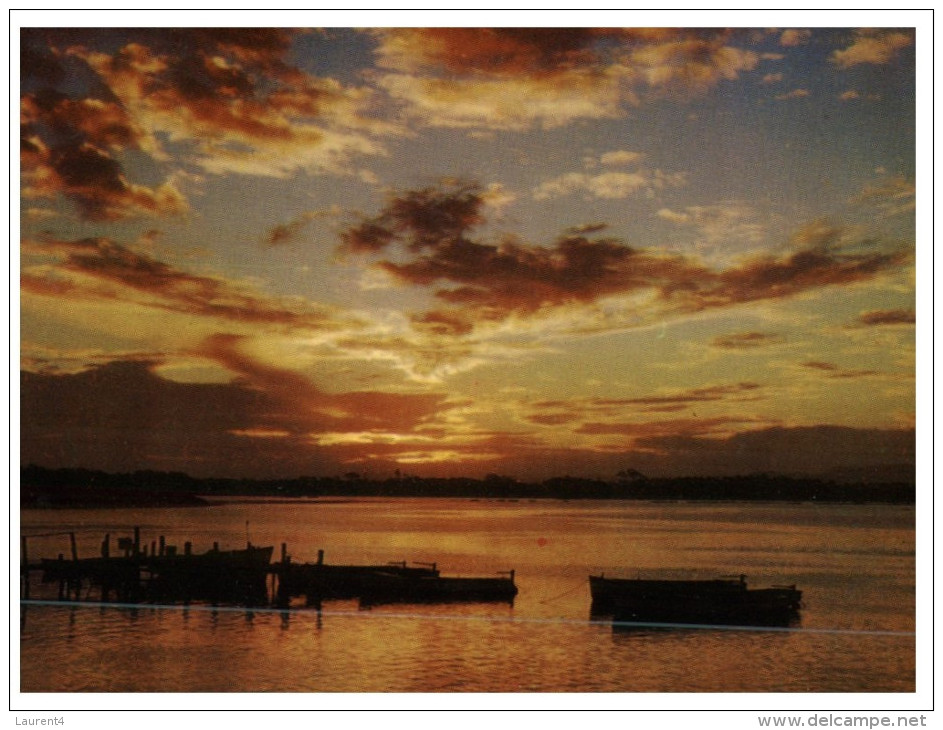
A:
[
  {"xmin": 358, "ymin": 569, "xmax": 518, "ymax": 606},
  {"xmin": 590, "ymin": 574, "xmax": 802, "ymax": 627},
  {"xmin": 276, "ymin": 557, "xmax": 440, "ymax": 602}
]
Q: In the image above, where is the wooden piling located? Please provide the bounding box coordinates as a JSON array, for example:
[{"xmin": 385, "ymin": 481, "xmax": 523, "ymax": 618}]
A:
[
  {"xmin": 56, "ymin": 554, "xmax": 65, "ymax": 599},
  {"xmin": 21, "ymin": 537, "xmax": 29, "ymax": 599}
]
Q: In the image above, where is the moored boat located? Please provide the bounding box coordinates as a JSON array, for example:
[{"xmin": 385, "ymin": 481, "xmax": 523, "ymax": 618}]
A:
[
  {"xmin": 590, "ymin": 573, "xmax": 802, "ymax": 627},
  {"xmin": 276, "ymin": 558, "xmax": 440, "ymax": 602},
  {"xmin": 358, "ymin": 569, "xmax": 518, "ymax": 606}
]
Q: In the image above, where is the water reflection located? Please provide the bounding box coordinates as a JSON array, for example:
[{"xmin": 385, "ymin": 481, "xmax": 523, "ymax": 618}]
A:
[{"xmin": 19, "ymin": 499, "xmax": 915, "ymax": 692}]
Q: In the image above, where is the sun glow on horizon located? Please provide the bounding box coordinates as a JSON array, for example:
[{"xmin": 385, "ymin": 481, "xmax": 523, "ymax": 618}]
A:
[{"xmin": 19, "ymin": 23, "xmax": 917, "ymax": 481}]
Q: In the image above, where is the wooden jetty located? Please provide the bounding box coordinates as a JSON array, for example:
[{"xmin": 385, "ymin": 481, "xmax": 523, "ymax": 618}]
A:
[
  {"xmin": 23, "ymin": 528, "xmax": 273, "ymax": 605},
  {"xmin": 23, "ymin": 530, "xmax": 519, "ymax": 609}
]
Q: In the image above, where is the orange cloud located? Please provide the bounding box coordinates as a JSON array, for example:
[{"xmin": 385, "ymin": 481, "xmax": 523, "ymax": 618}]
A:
[
  {"xmin": 370, "ymin": 28, "xmax": 761, "ymax": 130},
  {"xmin": 21, "ymin": 28, "xmax": 385, "ymax": 218},
  {"xmin": 774, "ymin": 88, "xmax": 810, "ymax": 100},
  {"xmin": 626, "ymin": 34, "xmax": 759, "ymax": 89},
  {"xmin": 779, "ymin": 29, "xmax": 811, "ymax": 47},
  {"xmin": 855, "ymin": 175, "xmax": 916, "ymax": 218},
  {"xmin": 198, "ymin": 333, "xmax": 449, "ymax": 434},
  {"xmin": 831, "ymin": 29, "xmax": 913, "ymax": 68}
]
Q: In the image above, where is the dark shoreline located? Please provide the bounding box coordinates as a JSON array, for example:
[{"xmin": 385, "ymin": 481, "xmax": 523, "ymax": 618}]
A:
[{"xmin": 20, "ymin": 465, "xmax": 916, "ymax": 509}]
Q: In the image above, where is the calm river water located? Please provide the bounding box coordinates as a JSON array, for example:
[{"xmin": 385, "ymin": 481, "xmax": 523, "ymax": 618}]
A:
[{"xmin": 19, "ymin": 498, "xmax": 915, "ymax": 694}]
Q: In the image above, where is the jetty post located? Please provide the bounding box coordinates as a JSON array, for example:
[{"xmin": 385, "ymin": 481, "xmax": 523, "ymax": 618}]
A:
[
  {"xmin": 273, "ymin": 543, "xmax": 292, "ymax": 608},
  {"xmin": 68, "ymin": 533, "xmax": 81, "ymax": 599},
  {"xmin": 21, "ymin": 537, "xmax": 29, "ymax": 599}
]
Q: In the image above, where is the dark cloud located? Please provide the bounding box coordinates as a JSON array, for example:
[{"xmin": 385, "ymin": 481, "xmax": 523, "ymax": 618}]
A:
[
  {"xmin": 20, "ymin": 32, "xmax": 186, "ymax": 220},
  {"xmin": 21, "ymin": 341, "xmax": 450, "ymax": 478},
  {"xmin": 375, "ymin": 28, "xmax": 606, "ymax": 76},
  {"xmin": 528, "ymin": 383, "xmax": 764, "ymax": 425},
  {"xmin": 341, "ymin": 181, "xmax": 485, "ymax": 256},
  {"xmin": 711, "ymin": 331, "xmax": 782, "ymax": 349},
  {"xmin": 633, "ymin": 425, "xmax": 915, "ymax": 478},
  {"xmin": 265, "ymin": 214, "xmax": 313, "ymax": 247},
  {"xmin": 577, "ymin": 415, "xmax": 750, "ymax": 438},
  {"xmin": 801, "ymin": 361, "xmax": 881, "ymax": 379},
  {"xmin": 704, "ymin": 249, "xmax": 905, "ymax": 306},
  {"xmin": 373, "ymin": 28, "xmax": 745, "ymax": 80},
  {"xmin": 21, "ymin": 359, "xmax": 281, "ymax": 476},
  {"xmin": 340, "ymin": 182, "xmax": 909, "ymax": 334},
  {"xmin": 566, "ymin": 223, "xmax": 610, "ymax": 235},
  {"xmin": 88, "ymin": 38, "xmax": 297, "ymax": 142},
  {"xmin": 451, "ymin": 424, "xmax": 915, "ymax": 482},
  {"xmin": 854, "ymin": 309, "xmax": 916, "ymax": 327},
  {"xmin": 803, "ymin": 360, "xmax": 838, "ymax": 372},
  {"xmin": 621, "ymin": 383, "xmax": 763, "ymax": 407},
  {"xmin": 21, "ymin": 38, "xmax": 67, "ymax": 87},
  {"xmin": 21, "ymin": 88, "xmax": 185, "ymax": 220},
  {"xmin": 22, "ymin": 91, "xmax": 141, "ymax": 149},
  {"xmin": 20, "ymin": 28, "xmax": 376, "ymax": 219},
  {"xmin": 19, "ymin": 356, "xmax": 915, "ymax": 481},
  {"xmin": 23, "ymin": 235, "xmax": 341, "ymax": 330}
]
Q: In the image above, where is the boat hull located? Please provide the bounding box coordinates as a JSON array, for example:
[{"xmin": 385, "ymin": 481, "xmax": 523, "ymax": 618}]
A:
[
  {"xmin": 590, "ymin": 575, "xmax": 802, "ymax": 627},
  {"xmin": 278, "ymin": 563, "xmax": 439, "ymax": 601},
  {"xmin": 359, "ymin": 573, "xmax": 518, "ymax": 606}
]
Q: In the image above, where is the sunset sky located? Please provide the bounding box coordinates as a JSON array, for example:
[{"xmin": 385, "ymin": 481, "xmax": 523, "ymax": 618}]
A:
[{"xmin": 17, "ymin": 15, "xmax": 923, "ymax": 482}]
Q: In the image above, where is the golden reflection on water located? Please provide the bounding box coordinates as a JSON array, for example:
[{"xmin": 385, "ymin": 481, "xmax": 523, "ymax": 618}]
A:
[{"xmin": 20, "ymin": 499, "xmax": 915, "ymax": 692}]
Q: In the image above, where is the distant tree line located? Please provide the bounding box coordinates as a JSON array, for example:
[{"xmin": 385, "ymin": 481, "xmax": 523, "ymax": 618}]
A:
[{"xmin": 19, "ymin": 465, "xmax": 915, "ymax": 508}]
